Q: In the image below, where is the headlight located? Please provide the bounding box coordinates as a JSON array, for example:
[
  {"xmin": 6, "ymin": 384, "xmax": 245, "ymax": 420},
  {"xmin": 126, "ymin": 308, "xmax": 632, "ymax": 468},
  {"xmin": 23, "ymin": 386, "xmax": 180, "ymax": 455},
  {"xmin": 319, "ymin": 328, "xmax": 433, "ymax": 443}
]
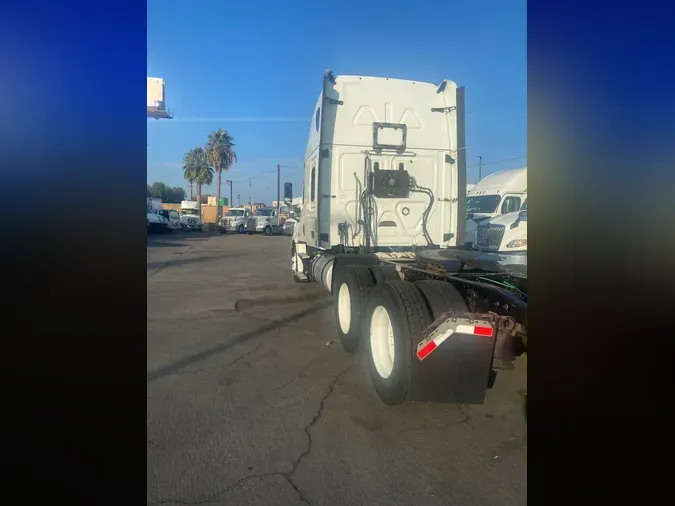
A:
[{"xmin": 506, "ymin": 239, "xmax": 527, "ymax": 248}]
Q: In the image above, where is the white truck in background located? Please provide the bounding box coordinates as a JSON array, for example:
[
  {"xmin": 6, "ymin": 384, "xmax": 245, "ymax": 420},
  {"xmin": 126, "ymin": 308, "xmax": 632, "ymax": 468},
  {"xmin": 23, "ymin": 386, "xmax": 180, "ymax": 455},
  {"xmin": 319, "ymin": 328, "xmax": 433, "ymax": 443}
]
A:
[
  {"xmin": 147, "ymin": 197, "xmax": 169, "ymax": 233},
  {"xmin": 465, "ymin": 167, "xmax": 527, "ymax": 248},
  {"xmin": 291, "ymin": 70, "xmax": 527, "ymax": 407},
  {"xmin": 180, "ymin": 200, "xmax": 202, "ymax": 231},
  {"xmin": 474, "ymin": 199, "xmax": 527, "ymax": 266},
  {"xmin": 246, "ymin": 207, "xmax": 282, "ymax": 235},
  {"xmin": 219, "ymin": 207, "xmax": 250, "ymax": 234}
]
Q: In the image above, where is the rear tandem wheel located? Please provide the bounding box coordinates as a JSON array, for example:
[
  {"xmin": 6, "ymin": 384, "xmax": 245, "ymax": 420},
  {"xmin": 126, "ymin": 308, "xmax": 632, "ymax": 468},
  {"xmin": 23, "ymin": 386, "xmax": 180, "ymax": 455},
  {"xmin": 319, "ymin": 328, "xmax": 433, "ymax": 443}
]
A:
[
  {"xmin": 332, "ymin": 264, "xmax": 376, "ymax": 353},
  {"xmin": 364, "ymin": 281, "xmax": 433, "ymax": 405}
]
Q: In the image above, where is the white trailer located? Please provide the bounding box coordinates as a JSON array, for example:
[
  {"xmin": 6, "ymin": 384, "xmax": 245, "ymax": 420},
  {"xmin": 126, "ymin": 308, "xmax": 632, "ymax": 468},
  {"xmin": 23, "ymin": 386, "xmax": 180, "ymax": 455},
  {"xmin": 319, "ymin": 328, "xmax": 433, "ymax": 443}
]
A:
[{"xmin": 291, "ymin": 70, "xmax": 527, "ymax": 406}]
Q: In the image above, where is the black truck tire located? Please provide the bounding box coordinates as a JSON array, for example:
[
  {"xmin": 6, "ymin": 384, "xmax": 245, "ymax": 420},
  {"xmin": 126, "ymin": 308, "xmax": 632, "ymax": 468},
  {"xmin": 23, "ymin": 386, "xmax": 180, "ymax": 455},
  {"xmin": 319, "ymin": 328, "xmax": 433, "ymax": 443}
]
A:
[
  {"xmin": 413, "ymin": 279, "xmax": 468, "ymax": 320},
  {"xmin": 369, "ymin": 264, "xmax": 401, "ymax": 284},
  {"xmin": 333, "ymin": 264, "xmax": 376, "ymax": 353},
  {"xmin": 364, "ymin": 280, "xmax": 433, "ymax": 405}
]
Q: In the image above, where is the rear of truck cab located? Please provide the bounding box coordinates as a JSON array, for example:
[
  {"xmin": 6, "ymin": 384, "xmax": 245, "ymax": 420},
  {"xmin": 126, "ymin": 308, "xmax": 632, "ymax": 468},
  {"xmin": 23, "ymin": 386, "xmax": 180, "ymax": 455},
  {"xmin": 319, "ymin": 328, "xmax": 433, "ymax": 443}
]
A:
[{"xmin": 295, "ymin": 73, "xmax": 466, "ymax": 251}]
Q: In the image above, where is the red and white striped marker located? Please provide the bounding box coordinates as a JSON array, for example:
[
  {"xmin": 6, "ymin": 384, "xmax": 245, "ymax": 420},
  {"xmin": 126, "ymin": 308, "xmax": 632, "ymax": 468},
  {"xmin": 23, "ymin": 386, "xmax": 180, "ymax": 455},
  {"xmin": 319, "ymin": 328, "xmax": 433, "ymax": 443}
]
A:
[{"xmin": 416, "ymin": 323, "xmax": 494, "ymax": 361}]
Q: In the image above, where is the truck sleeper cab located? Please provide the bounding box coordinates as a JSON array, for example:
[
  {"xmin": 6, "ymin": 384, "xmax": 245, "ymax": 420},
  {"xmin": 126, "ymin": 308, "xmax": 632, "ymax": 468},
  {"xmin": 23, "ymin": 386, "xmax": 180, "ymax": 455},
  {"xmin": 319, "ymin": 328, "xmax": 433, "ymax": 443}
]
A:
[
  {"xmin": 291, "ymin": 70, "xmax": 527, "ymax": 407},
  {"xmin": 465, "ymin": 167, "xmax": 527, "ymax": 248}
]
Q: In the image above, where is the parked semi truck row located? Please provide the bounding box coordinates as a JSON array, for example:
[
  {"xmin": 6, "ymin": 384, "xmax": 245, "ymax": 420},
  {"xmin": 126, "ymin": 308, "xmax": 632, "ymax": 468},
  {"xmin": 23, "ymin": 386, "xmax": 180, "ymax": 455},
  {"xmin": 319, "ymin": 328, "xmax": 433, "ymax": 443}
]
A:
[{"xmin": 291, "ymin": 70, "xmax": 527, "ymax": 406}]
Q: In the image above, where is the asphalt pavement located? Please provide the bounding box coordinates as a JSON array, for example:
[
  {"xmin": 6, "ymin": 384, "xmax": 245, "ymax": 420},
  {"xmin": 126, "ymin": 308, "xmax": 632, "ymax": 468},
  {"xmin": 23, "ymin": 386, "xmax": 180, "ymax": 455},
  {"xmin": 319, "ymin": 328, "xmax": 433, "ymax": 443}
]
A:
[{"xmin": 147, "ymin": 230, "xmax": 527, "ymax": 506}]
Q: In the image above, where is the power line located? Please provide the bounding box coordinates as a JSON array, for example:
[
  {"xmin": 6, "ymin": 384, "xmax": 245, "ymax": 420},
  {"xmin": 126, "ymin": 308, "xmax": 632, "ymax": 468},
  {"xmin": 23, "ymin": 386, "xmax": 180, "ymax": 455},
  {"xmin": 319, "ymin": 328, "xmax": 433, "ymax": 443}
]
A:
[
  {"xmin": 231, "ymin": 169, "xmax": 277, "ymax": 183},
  {"xmin": 466, "ymin": 156, "xmax": 525, "ymax": 168}
]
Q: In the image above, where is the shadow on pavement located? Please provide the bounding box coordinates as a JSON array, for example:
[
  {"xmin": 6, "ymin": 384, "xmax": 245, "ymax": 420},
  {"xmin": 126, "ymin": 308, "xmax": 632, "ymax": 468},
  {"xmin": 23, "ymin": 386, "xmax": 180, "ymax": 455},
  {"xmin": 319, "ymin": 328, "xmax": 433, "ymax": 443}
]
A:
[
  {"xmin": 147, "ymin": 299, "xmax": 334, "ymax": 383},
  {"xmin": 147, "ymin": 252, "xmax": 245, "ymax": 271},
  {"xmin": 147, "ymin": 231, "xmax": 221, "ymax": 246},
  {"xmin": 147, "ymin": 241, "xmax": 190, "ymax": 248}
]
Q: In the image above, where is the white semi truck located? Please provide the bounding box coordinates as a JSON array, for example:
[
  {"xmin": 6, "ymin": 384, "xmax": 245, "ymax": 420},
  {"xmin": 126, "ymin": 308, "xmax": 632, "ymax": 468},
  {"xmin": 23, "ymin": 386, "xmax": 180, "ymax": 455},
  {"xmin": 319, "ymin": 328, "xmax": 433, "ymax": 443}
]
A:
[
  {"xmin": 291, "ymin": 70, "xmax": 527, "ymax": 406},
  {"xmin": 180, "ymin": 200, "xmax": 202, "ymax": 230},
  {"xmin": 219, "ymin": 207, "xmax": 250, "ymax": 234},
  {"xmin": 147, "ymin": 197, "xmax": 169, "ymax": 233},
  {"xmin": 474, "ymin": 199, "xmax": 527, "ymax": 266},
  {"xmin": 465, "ymin": 167, "xmax": 527, "ymax": 248},
  {"xmin": 246, "ymin": 207, "xmax": 282, "ymax": 235}
]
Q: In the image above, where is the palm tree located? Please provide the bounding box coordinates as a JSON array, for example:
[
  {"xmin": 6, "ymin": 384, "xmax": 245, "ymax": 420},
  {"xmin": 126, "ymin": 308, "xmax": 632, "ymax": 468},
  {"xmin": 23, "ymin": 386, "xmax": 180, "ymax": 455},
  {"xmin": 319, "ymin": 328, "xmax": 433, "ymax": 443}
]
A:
[
  {"xmin": 184, "ymin": 147, "xmax": 213, "ymax": 210},
  {"xmin": 205, "ymin": 129, "xmax": 237, "ymax": 220},
  {"xmin": 182, "ymin": 149, "xmax": 199, "ymax": 200}
]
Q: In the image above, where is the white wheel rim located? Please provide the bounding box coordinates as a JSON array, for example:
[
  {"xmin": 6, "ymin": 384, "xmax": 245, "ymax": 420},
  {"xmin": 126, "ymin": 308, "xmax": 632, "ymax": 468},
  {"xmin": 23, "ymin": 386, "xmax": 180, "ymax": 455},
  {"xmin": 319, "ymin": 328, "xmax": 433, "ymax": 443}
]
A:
[
  {"xmin": 370, "ymin": 306, "xmax": 395, "ymax": 379},
  {"xmin": 338, "ymin": 283, "xmax": 351, "ymax": 334}
]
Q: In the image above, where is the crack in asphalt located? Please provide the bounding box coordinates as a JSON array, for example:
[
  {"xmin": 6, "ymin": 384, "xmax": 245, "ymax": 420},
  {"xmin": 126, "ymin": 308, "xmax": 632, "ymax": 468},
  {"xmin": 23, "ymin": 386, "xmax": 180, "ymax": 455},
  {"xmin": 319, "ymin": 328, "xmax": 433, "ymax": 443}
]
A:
[
  {"xmin": 456, "ymin": 404, "xmax": 476, "ymax": 430},
  {"xmin": 287, "ymin": 364, "xmax": 357, "ymax": 504},
  {"xmin": 150, "ymin": 365, "xmax": 356, "ymax": 506},
  {"xmin": 271, "ymin": 376, "xmax": 297, "ymax": 392}
]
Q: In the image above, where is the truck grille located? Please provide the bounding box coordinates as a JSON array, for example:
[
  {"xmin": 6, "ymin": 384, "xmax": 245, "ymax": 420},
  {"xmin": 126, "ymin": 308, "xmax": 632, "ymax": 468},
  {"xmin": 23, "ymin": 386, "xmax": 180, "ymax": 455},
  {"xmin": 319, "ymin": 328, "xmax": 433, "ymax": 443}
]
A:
[
  {"xmin": 475, "ymin": 224, "xmax": 505, "ymax": 251},
  {"xmin": 246, "ymin": 218, "xmax": 257, "ymax": 230}
]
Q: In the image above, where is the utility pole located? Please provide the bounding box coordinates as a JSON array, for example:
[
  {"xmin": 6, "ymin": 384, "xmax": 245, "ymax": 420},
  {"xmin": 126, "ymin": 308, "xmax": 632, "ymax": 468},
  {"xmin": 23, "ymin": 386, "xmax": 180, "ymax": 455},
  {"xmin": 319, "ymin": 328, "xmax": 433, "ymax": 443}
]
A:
[
  {"xmin": 226, "ymin": 179, "xmax": 233, "ymax": 207},
  {"xmin": 248, "ymin": 181, "xmax": 252, "ymax": 207},
  {"xmin": 237, "ymin": 193, "xmax": 241, "ymax": 206},
  {"xmin": 277, "ymin": 164, "xmax": 281, "ymax": 217},
  {"xmin": 477, "ymin": 156, "xmax": 483, "ymax": 181}
]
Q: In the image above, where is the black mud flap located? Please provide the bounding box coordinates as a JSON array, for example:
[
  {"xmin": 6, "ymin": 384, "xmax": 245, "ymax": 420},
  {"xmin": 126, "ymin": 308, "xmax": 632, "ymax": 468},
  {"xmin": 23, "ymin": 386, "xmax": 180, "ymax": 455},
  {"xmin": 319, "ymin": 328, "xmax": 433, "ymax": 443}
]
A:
[{"xmin": 407, "ymin": 327, "xmax": 496, "ymax": 405}]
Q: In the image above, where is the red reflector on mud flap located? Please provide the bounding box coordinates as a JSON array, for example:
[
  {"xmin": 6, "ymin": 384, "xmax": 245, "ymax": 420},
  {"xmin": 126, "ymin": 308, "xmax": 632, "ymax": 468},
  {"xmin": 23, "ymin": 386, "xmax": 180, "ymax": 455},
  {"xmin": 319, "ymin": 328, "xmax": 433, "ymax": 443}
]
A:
[
  {"xmin": 473, "ymin": 326, "xmax": 493, "ymax": 337},
  {"xmin": 416, "ymin": 340, "xmax": 437, "ymax": 361}
]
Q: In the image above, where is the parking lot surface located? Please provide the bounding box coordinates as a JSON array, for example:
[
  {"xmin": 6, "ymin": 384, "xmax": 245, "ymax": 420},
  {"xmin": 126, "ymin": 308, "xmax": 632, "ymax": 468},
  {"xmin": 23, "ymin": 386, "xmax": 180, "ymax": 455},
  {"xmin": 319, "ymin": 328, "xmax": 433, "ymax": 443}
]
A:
[{"xmin": 147, "ymin": 231, "xmax": 527, "ymax": 506}]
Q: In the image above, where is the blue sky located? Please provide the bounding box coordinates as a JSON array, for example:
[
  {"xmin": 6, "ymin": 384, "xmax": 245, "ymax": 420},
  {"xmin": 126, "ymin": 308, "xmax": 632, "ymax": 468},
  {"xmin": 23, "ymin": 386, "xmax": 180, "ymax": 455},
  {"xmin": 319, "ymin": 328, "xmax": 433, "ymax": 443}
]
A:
[{"xmin": 147, "ymin": 0, "xmax": 526, "ymax": 205}]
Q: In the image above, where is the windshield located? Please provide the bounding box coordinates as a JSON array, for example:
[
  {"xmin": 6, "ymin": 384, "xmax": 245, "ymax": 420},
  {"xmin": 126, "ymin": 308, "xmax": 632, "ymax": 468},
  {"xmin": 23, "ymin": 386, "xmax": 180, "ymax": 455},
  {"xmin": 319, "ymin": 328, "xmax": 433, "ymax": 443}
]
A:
[
  {"xmin": 182, "ymin": 209, "xmax": 199, "ymax": 216},
  {"xmin": 467, "ymin": 195, "xmax": 501, "ymax": 214},
  {"xmin": 256, "ymin": 208, "xmax": 273, "ymax": 216},
  {"xmin": 227, "ymin": 210, "xmax": 246, "ymax": 216}
]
